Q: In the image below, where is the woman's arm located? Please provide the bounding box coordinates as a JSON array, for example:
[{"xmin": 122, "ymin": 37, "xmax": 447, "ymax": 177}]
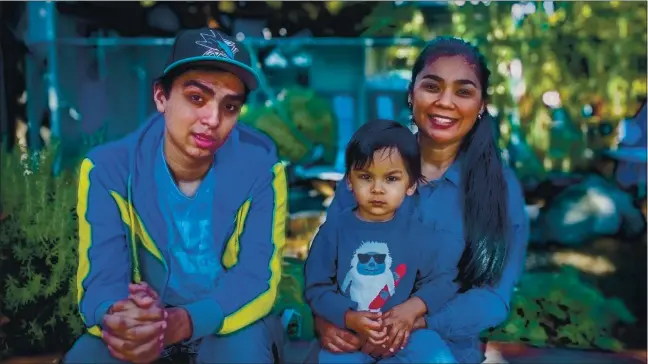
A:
[
  {"xmin": 410, "ymin": 229, "xmax": 463, "ymax": 316},
  {"xmin": 425, "ymin": 173, "xmax": 530, "ymax": 340}
]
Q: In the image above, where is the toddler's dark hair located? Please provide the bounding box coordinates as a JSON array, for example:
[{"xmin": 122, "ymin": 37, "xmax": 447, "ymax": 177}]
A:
[{"xmin": 345, "ymin": 120, "xmax": 423, "ymax": 187}]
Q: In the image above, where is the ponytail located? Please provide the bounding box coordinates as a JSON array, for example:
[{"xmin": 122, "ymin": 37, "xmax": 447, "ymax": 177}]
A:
[{"xmin": 456, "ymin": 112, "xmax": 510, "ymax": 289}]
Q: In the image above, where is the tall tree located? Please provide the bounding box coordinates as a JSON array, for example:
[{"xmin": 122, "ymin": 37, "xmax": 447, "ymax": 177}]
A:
[{"xmin": 360, "ymin": 1, "xmax": 647, "ymax": 174}]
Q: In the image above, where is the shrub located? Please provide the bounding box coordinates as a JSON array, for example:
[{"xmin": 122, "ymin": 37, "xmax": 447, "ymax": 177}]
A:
[
  {"xmin": 483, "ymin": 265, "xmax": 637, "ymax": 351},
  {"xmin": 0, "ymin": 143, "xmax": 84, "ymax": 358},
  {"xmin": 241, "ymin": 87, "xmax": 338, "ymax": 164}
]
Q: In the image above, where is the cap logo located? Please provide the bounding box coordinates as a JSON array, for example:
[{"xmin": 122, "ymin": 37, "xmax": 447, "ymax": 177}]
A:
[{"xmin": 195, "ymin": 29, "xmax": 239, "ymax": 59}]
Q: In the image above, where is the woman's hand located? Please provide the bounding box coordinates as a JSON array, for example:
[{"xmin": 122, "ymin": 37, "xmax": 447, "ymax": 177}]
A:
[
  {"xmin": 314, "ymin": 316, "xmax": 363, "ymax": 353},
  {"xmin": 360, "ymin": 342, "xmax": 393, "ymax": 358},
  {"xmin": 413, "ymin": 316, "xmax": 427, "ymax": 330},
  {"xmin": 383, "ymin": 298, "xmax": 427, "ymax": 353}
]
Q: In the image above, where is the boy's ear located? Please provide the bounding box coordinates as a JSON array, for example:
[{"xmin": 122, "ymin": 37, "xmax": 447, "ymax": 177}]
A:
[
  {"xmin": 153, "ymin": 83, "xmax": 167, "ymax": 113},
  {"xmin": 406, "ymin": 182, "xmax": 417, "ymax": 196},
  {"xmin": 345, "ymin": 176, "xmax": 353, "ymax": 191}
]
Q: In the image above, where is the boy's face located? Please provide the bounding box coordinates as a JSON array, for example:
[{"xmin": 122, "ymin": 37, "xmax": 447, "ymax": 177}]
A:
[
  {"xmin": 347, "ymin": 148, "xmax": 417, "ymax": 222},
  {"xmin": 153, "ymin": 67, "xmax": 246, "ymax": 162}
]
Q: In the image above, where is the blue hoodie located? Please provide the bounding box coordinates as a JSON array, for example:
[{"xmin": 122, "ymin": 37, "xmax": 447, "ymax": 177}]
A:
[{"xmin": 75, "ymin": 114, "xmax": 287, "ymax": 341}]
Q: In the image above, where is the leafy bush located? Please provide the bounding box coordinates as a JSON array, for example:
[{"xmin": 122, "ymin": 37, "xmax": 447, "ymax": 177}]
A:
[
  {"xmin": 484, "ymin": 265, "xmax": 637, "ymax": 351},
  {"xmin": 273, "ymin": 258, "xmax": 315, "ymax": 341},
  {"xmin": 241, "ymin": 87, "xmax": 338, "ymax": 164},
  {"xmin": 0, "ymin": 144, "xmax": 84, "ymax": 358}
]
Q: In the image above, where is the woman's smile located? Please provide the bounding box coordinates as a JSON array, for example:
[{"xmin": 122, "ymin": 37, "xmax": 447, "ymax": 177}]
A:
[{"xmin": 428, "ymin": 114, "xmax": 460, "ymax": 130}]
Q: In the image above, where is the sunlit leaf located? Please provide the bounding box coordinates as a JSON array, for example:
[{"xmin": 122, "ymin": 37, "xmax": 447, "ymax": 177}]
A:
[
  {"xmin": 218, "ymin": 1, "xmax": 236, "ymax": 13},
  {"xmin": 325, "ymin": 1, "xmax": 345, "ymax": 15},
  {"xmin": 301, "ymin": 3, "xmax": 320, "ymax": 20}
]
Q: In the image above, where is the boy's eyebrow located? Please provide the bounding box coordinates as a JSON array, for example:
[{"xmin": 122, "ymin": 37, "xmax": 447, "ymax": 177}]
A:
[
  {"xmin": 224, "ymin": 94, "xmax": 246, "ymax": 103},
  {"xmin": 386, "ymin": 169, "xmax": 403, "ymax": 174},
  {"xmin": 183, "ymin": 80, "xmax": 246, "ymax": 101},
  {"xmin": 183, "ymin": 80, "xmax": 215, "ymax": 96}
]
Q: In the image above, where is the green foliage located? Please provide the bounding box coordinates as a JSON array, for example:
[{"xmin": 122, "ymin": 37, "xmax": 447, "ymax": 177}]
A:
[
  {"xmin": 241, "ymin": 87, "xmax": 338, "ymax": 164},
  {"xmin": 484, "ymin": 265, "xmax": 636, "ymax": 351},
  {"xmin": 449, "ymin": 2, "xmax": 646, "ymax": 169},
  {"xmin": 273, "ymin": 258, "xmax": 315, "ymax": 341},
  {"xmin": 0, "ymin": 143, "xmax": 84, "ymax": 357},
  {"xmin": 359, "ymin": 2, "xmax": 647, "ymax": 176},
  {"xmin": 358, "ymin": 3, "xmax": 424, "ymax": 37}
]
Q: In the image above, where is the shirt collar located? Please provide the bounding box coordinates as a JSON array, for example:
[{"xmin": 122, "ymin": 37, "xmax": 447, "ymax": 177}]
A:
[{"xmin": 443, "ymin": 156, "xmax": 461, "ymax": 186}]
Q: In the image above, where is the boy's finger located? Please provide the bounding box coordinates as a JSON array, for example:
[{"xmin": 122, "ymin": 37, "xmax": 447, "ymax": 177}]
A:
[
  {"xmin": 362, "ymin": 318, "xmax": 383, "ymax": 331},
  {"xmin": 368, "ymin": 336, "xmax": 389, "ymax": 346},
  {"xmin": 367, "ymin": 326, "xmax": 388, "ymax": 340},
  {"xmin": 107, "ymin": 345, "xmax": 129, "ymax": 361},
  {"xmin": 128, "ymin": 292, "xmax": 155, "ymax": 308},
  {"xmin": 129, "ymin": 282, "xmax": 160, "ymax": 300},
  {"xmin": 363, "ymin": 311, "xmax": 382, "ymax": 320}
]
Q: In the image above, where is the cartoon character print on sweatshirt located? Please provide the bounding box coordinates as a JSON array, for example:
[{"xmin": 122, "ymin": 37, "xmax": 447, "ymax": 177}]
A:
[{"xmin": 340, "ymin": 241, "xmax": 407, "ymax": 311}]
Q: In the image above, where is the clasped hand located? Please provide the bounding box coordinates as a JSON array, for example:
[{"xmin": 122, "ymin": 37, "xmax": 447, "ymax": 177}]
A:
[
  {"xmin": 357, "ymin": 303, "xmax": 419, "ymax": 358},
  {"xmin": 344, "ymin": 311, "xmax": 389, "ymax": 347},
  {"xmin": 102, "ymin": 282, "xmax": 167, "ymax": 363}
]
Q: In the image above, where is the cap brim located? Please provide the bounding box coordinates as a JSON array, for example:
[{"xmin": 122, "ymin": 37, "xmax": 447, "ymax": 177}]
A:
[{"xmin": 163, "ymin": 56, "xmax": 259, "ymax": 91}]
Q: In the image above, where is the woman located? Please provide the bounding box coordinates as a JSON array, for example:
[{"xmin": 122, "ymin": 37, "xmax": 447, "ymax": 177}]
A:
[{"xmin": 314, "ymin": 37, "xmax": 529, "ymax": 363}]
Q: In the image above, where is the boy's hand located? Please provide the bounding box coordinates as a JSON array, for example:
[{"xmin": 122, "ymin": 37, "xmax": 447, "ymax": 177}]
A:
[
  {"xmin": 102, "ymin": 291, "xmax": 166, "ymax": 363},
  {"xmin": 344, "ymin": 311, "xmax": 389, "ymax": 345},
  {"xmin": 383, "ymin": 302, "xmax": 418, "ymax": 352}
]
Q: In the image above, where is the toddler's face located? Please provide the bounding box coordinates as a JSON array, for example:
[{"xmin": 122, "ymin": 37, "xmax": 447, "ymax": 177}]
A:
[{"xmin": 347, "ymin": 148, "xmax": 417, "ymax": 222}]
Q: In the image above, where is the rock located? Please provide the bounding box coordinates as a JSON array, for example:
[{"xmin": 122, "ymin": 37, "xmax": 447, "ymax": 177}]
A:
[{"xmin": 531, "ymin": 174, "xmax": 645, "ymax": 246}]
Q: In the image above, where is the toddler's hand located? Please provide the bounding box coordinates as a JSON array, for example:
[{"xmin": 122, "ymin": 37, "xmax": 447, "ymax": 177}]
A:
[{"xmin": 344, "ymin": 311, "xmax": 388, "ymax": 345}]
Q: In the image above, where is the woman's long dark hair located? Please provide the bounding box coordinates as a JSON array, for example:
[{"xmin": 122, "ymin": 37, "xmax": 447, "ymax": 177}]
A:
[{"xmin": 409, "ymin": 36, "xmax": 511, "ymax": 289}]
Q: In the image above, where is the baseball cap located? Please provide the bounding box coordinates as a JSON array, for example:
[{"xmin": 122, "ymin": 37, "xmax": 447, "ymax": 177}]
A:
[{"xmin": 162, "ymin": 28, "xmax": 259, "ymax": 91}]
